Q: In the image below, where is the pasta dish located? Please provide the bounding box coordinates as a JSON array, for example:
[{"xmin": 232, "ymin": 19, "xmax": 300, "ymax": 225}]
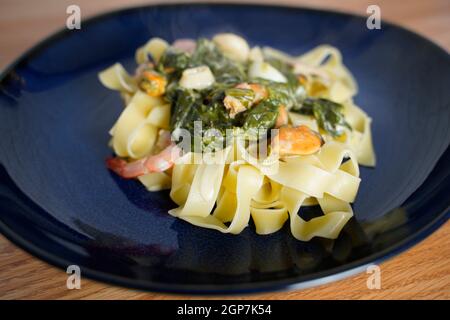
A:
[{"xmin": 99, "ymin": 33, "xmax": 375, "ymax": 241}]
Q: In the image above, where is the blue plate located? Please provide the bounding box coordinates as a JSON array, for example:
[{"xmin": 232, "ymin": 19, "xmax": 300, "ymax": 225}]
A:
[{"xmin": 0, "ymin": 4, "xmax": 449, "ymax": 294}]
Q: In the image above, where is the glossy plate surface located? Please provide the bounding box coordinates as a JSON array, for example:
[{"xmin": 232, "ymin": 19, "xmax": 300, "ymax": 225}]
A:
[{"xmin": 0, "ymin": 4, "xmax": 449, "ymax": 294}]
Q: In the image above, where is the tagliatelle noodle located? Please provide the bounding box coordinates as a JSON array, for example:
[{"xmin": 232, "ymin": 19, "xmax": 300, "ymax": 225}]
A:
[{"xmin": 99, "ymin": 42, "xmax": 376, "ymax": 241}]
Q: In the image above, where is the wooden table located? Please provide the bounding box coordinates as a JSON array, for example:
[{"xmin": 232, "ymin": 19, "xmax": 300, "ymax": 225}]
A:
[{"xmin": 0, "ymin": 0, "xmax": 449, "ymax": 300}]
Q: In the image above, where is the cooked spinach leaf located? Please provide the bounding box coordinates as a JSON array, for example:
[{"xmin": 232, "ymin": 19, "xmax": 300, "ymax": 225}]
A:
[
  {"xmin": 292, "ymin": 98, "xmax": 351, "ymax": 137},
  {"xmin": 266, "ymin": 82, "xmax": 296, "ymax": 109},
  {"xmin": 169, "ymin": 87, "xmax": 202, "ymax": 132},
  {"xmin": 159, "ymin": 38, "xmax": 349, "ymax": 144},
  {"xmin": 169, "ymin": 86, "xmax": 236, "ymax": 149},
  {"xmin": 190, "ymin": 38, "xmax": 246, "ymax": 84},
  {"xmin": 251, "ymin": 78, "xmax": 297, "ymax": 109},
  {"xmin": 157, "ymin": 48, "xmax": 190, "ymax": 79},
  {"xmin": 241, "ymin": 100, "xmax": 279, "ymax": 138},
  {"xmin": 224, "ymin": 87, "xmax": 255, "ymax": 109}
]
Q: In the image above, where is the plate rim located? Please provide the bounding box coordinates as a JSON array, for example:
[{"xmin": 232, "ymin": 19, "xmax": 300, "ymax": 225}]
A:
[{"xmin": 0, "ymin": 2, "xmax": 449, "ymax": 295}]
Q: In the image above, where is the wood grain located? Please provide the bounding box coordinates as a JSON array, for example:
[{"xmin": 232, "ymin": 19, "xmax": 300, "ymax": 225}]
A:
[{"xmin": 0, "ymin": 0, "xmax": 449, "ymax": 300}]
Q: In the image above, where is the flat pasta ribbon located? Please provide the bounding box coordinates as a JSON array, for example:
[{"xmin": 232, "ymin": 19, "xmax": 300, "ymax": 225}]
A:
[{"xmin": 99, "ymin": 43, "xmax": 375, "ymax": 241}]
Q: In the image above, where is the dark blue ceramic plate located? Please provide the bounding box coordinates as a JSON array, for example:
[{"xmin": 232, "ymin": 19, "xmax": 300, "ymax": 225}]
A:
[{"xmin": 0, "ymin": 4, "xmax": 449, "ymax": 294}]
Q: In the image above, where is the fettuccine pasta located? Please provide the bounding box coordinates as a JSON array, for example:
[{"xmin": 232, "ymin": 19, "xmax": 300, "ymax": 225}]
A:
[{"xmin": 99, "ymin": 33, "xmax": 375, "ymax": 241}]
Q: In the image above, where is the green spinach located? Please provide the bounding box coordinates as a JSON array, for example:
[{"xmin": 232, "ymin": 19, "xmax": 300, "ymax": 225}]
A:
[
  {"xmin": 241, "ymin": 100, "xmax": 280, "ymax": 138},
  {"xmin": 190, "ymin": 38, "xmax": 246, "ymax": 84},
  {"xmin": 292, "ymin": 98, "xmax": 351, "ymax": 137}
]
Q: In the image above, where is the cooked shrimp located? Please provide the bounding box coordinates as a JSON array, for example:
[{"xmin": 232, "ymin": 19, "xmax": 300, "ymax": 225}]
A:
[
  {"xmin": 154, "ymin": 130, "xmax": 172, "ymax": 152},
  {"xmin": 275, "ymin": 105, "xmax": 288, "ymax": 128},
  {"xmin": 274, "ymin": 125, "xmax": 324, "ymax": 156},
  {"xmin": 106, "ymin": 144, "xmax": 181, "ymax": 179}
]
